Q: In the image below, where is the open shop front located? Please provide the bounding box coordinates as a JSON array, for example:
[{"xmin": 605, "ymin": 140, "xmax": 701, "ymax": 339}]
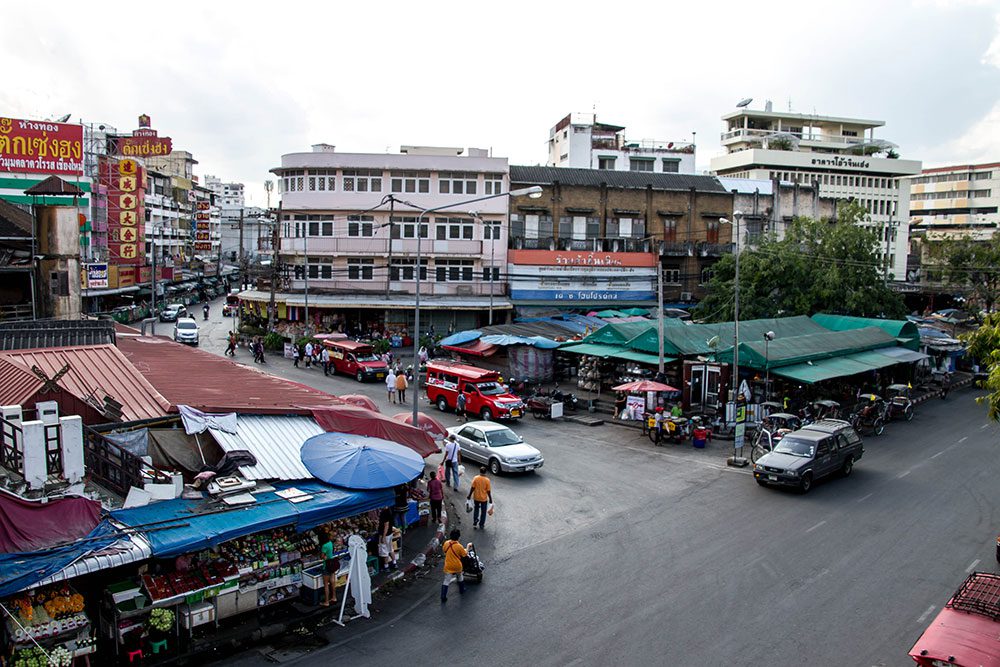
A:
[{"xmin": 559, "ymin": 343, "xmax": 681, "ymax": 414}]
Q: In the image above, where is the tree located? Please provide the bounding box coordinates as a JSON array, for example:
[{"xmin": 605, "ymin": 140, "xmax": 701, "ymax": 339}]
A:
[
  {"xmin": 939, "ymin": 234, "xmax": 1000, "ymax": 313},
  {"xmin": 962, "ymin": 314, "xmax": 1000, "ymax": 421},
  {"xmin": 694, "ymin": 202, "xmax": 906, "ymax": 323}
]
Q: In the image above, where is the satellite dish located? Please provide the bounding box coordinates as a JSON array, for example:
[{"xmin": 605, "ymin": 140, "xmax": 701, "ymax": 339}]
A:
[
  {"xmin": 56, "ymin": 113, "xmax": 71, "ymax": 123},
  {"xmin": 736, "ymin": 98, "xmax": 753, "ymax": 108}
]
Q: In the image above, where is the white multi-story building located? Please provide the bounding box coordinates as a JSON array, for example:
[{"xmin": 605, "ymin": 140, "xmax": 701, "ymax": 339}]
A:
[
  {"xmin": 547, "ymin": 113, "xmax": 696, "ymax": 174},
  {"xmin": 908, "ymin": 162, "xmax": 1000, "ymax": 242},
  {"xmin": 709, "ymin": 106, "xmax": 922, "ymax": 279},
  {"xmin": 266, "ymin": 144, "xmax": 511, "ymax": 333}
]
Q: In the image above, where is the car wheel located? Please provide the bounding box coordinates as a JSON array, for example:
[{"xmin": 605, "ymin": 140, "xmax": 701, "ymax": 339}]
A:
[
  {"xmin": 841, "ymin": 457, "xmax": 853, "ymax": 477},
  {"xmin": 356, "ymin": 371, "xmax": 364, "ymax": 383},
  {"xmin": 480, "ymin": 408, "xmax": 493, "ymax": 421},
  {"xmin": 873, "ymin": 418, "xmax": 885, "ymax": 436},
  {"xmin": 437, "ymin": 396, "xmax": 448, "ymax": 412},
  {"xmin": 755, "ymin": 479, "xmax": 769, "ymax": 487},
  {"xmin": 904, "ymin": 406, "xmax": 914, "ymax": 422},
  {"xmin": 489, "ymin": 458, "xmax": 502, "ymax": 475},
  {"xmin": 799, "ymin": 473, "xmax": 813, "ymax": 494}
]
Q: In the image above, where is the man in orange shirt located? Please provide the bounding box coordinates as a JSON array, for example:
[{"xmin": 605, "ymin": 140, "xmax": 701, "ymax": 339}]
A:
[
  {"xmin": 441, "ymin": 528, "xmax": 468, "ymax": 603},
  {"xmin": 467, "ymin": 467, "xmax": 493, "ymax": 530}
]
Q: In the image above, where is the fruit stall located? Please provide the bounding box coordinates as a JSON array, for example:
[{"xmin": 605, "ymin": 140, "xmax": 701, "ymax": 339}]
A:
[{"xmin": 3, "ymin": 584, "xmax": 95, "ymax": 667}]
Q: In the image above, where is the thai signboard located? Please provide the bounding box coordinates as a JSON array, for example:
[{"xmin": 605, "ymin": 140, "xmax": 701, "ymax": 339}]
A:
[
  {"xmin": 86, "ymin": 263, "xmax": 109, "ymax": 289},
  {"xmin": 508, "ymin": 249, "xmax": 656, "ymax": 267},
  {"xmin": 111, "ymin": 114, "xmax": 173, "ymax": 158},
  {"xmin": 0, "ymin": 117, "xmax": 84, "ymax": 175},
  {"xmin": 507, "ymin": 250, "xmax": 656, "ymax": 302}
]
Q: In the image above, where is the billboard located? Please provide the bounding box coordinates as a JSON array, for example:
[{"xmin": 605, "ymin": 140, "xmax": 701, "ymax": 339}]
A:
[
  {"xmin": 507, "ymin": 249, "xmax": 656, "ymax": 267},
  {"xmin": 0, "ymin": 117, "xmax": 84, "ymax": 175},
  {"xmin": 111, "ymin": 115, "xmax": 173, "ymax": 159},
  {"xmin": 101, "ymin": 157, "xmax": 146, "ymax": 265},
  {"xmin": 86, "ymin": 263, "xmax": 109, "ymax": 289},
  {"xmin": 507, "ymin": 250, "xmax": 657, "ymax": 302}
]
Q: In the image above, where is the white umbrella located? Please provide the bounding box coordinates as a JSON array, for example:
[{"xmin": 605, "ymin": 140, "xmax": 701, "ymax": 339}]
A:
[{"xmin": 338, "ymin": 534, "xmax": 372, "ymax": 623}]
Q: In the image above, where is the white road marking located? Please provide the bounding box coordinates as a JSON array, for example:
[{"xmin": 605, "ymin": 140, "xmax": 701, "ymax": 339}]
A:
[
  {"xmin": 959, "ymin": 436, "xmax": 968, "ymax": 443},
  {"xmin": 805, "ymin": 520, "xmax": 827, "ymax": 533},
  {"xmin": 982, "ymin": 424, "xmax": 989, "ymax": 430},
  {"xmin": 917, "ymin": 605, "xmax": 936, "ymax": 624},
  {"xmin": 897, "ymin": 470, "xmax": 911, "ymax": 479},
  {"xmin": 619, "ymin": 445, "xmax": 752, "ymax": 474},
  {"xmin": 857, "ymin": 493, "xmax": 873, "ymax": 503},
  {"xmin": 966, "ymin": 559, "xmax": 981, "ymax": 573},
  {"xmin": 930, "ymin": 451, "xmax": 945, "ymax": 459}
]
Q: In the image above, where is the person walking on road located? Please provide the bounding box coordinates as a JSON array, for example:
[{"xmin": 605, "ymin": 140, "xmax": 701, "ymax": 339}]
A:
[
  {"xmin": 456, "ymin": 392, "xmax": 467, "ymax": 422},
  {"xmin": 467, "ymin": 467, "xmax": 493, "ymax": 530},
  {"xmin": 385, "ymin": 369, "xmax": 397, "ymax": 404},
  {"xmin": 321, "ymin": 346, "xmax": 331, "ymax": 376},
  {"xmin": 304, "ymin": 341, "xmax": 314, "ymax": 368},
  {"xmin": 395, "ymin": 371, "xmax": 408, "ymax": 403},
  {"xmin": 442, "ymin": 434, "xmax": 461, "ymax": 490},
  {"xmin": 428, "ymin": 470, "xmax": 443, "ymax": 524},
  {"xmin": 292, "ymin": 343, "xmax": 301, "ymax": 368},
  {"xmin": 225, "ymin": 332, "xmax": 237, "ymax": 357},
  {"xmin": 440, "ymin": 529, "xmax": 467, "ymax": 603}
]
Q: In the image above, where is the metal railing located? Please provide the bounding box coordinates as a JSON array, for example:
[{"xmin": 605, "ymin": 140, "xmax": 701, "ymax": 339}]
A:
[
  {"xmin": 84, "ymin": 426, "xmax": 171, "ymax": 498},
  {"xmin": 720, "ymin": 128, "xmax": 869, "ymax": 146},
  {"xmin": 0, "ymin": 415, "xmax": 23, "ymax": 474}
]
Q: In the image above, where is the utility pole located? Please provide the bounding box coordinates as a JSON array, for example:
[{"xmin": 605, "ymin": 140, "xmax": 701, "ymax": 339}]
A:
[
  {"xmin": 150, "ymin": 226, "xmax": 158, "ymax": 333},
  {"xmin": 883, "ymin": 208, "xmax": 895, "ymax": 283},
  {"xmin": 657, "ymin": 262, "xmax": 664, "ymax": 373},
  {"xmin": 268, "ymin": 202, "xmax": 281, "ymax": 332},
  {"xmin": 303, "ymin": 213, "xmax": 310, "ymax": 336},
  {"xmin": 489, "ymin": 222, "xmax": 496, "ymax": 326},
  {"xmin": 385, "ymin": 197, "xmax": 395, "ymax": 299},
  {"xmin": 237, "ymin": 207, "xmax": 245, "ymax": 290}
]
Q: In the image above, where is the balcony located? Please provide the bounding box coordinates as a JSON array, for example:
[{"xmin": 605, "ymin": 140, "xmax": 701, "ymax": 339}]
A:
[
  {"xmin": 510, "ymin": 236, "xmax": 652, "ymax": 253},
  {"xmin": 281, "ymin": 237, "xmax": 482, "ymax": 257},
  {"xmin": 659, "ymin": 241, "xmax": 694, "ymax": 257},
  {"xmin": 286, "ymin": 278, "xmax": 505, "ymax": 298},
  {"xmin": 698, "ymin": 242, "xmax": 735, "ymax": 257},
  {"xmin": 720, "ymin": 128, "xmax": 870, "ymax": 148}
]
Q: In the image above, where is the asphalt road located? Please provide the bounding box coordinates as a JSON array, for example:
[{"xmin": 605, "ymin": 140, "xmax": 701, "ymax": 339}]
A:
[{"xmin": 192, "ymin": 297, "xmax": 1000, "ymax": 666}]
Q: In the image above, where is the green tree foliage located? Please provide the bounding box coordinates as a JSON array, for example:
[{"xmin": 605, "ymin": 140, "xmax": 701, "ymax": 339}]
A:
[
  {"xmin": 939, "ymin": 234, "xmax": 1000, "ymax": 312},
  {"xmin": 694, "ymin": 202, "xmax": 905, "ymax": 322},
  {"xmin": 962, "ymin": 313, "xmax": 1000, "ymax": 421}
]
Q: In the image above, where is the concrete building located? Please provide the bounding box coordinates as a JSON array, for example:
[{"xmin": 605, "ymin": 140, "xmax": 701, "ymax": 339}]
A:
[
  {"xmin": 709, "ymin": 105, "xmax": 922, "ymax": 279},
  {"xmin": 547, "ymin": 113, "xmax": 696, "ymax": 174},
  {"xmin": 716, "ymin": 177, "xmax": 839, "ymax": 251},
  {"xmin": 264, "ymin": 144, "xmax": 511, "ymax": 333},
  {"xmin": 507, "ymin": 166, "xmax": 732, "ymax": 305}
]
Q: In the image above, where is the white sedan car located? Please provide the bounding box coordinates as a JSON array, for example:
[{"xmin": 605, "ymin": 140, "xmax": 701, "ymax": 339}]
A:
[{"xmin": 446, "ymin": 421, "xmax": 544, "ymax": 475}]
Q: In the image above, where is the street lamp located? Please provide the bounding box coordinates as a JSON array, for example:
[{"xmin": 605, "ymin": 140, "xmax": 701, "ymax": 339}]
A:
[
  {"xmin": 467, "ymin": 211, "xmax": 500, "ymax": 326},
  {"xmin": 764, "ymin": 330, "xmax": 775, "ymax": 401},
  {"xmin": 719, "ymin": 211, "xmax": 745, "ymax": 466},
  {"xmin": 399, "ymin": 185, "xmax": 543, "ymax": 422}
]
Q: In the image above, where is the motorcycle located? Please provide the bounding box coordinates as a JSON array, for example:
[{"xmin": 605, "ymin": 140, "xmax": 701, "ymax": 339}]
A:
[
  {"xmin": 648, "ymin": 415, "xmax": 691, "ymax": 445},
  {"xmin": 550, "ymin": 388, "xmax": 579, "ymax": 412}
]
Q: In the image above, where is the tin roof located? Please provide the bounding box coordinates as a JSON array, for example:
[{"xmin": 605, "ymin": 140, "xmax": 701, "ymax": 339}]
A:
[
  {"xmin": 208, "ymin": 414, "xmax": 324, "ymax": 481},
  {"xmin": 116, "ymin": 334, "xmax": 346, "ymax": 414},
  {"xmin": 0, "ymin": 344, "xmax": 171, "ymax": 421},
  {"xmin": 510, "ymin": 166, "xmax": 729, "ymax": 194},
  {"xmin": 0, "ymin": 320, "xmax": 117, "ymax": 351}
]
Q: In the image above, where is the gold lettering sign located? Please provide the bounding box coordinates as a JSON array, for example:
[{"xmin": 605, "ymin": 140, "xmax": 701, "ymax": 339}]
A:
[
  {"xmin": 118, "ymin": 158, "xmax": 138, "ymax": 175},
  {"xmin": 120, "ymin": 228, "xmax": 137, "ymax": 243},
  {"xmin": 118, "ymin": 176, "xmax": 137, "ymax": 192},
  {"xmin": 119, "ymin": 244, "xmax": 137, "ymax": 259},
  {"xmin": 118, "ymin": 194, "xmax": 137, "ymax": 210},
  {"xmin": 119, "ymin": 210, "xmax": 137, "ymax": 226}
]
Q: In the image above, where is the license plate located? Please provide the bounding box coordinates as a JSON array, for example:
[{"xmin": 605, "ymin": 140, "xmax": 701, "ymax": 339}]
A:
[
  {"xmin": 768, "ymin": 475, "xmax": 778, "ymax": 481},
  {"xmin": 376, "ymin": 373, "xmax": 385, "ymax": 379},
  {"xmin": 524, "ymin": 465, "xmax": 535, "ymax": 471},
  {"xmin": 511, "ymin": 409, "xmax": 521, "ymax": 417}
]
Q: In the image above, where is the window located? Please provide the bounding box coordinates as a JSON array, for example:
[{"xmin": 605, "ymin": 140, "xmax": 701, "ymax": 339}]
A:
[
  {"xmin": 348, "ymin": 258, "xmax": 375, "ymax": 280},
  {"xmin": 282, "ymin": 169, "xmax": 305, "ymax": 192},
  {"xmin": 391, "ymin": 171, "xmax": 429, "ymax": 194},
  {"xmin": 342, "ymin": 169, "xmax": 382, "ymax": 193},
  {"xmin": 389, "ymin": 215, "xmax": 428, "ymax": 239},
  {"xmin": 482, "ymin": 266, "xmax": 500, "ymax": 281},
  {"xmin": 661, "ymin": 159, "xmax": 680, "ymax": 173},
  {"xmin": 700, "ymin": 265, "xmax": 714, "ymax": 284},
  {"xmin": 308, "ymin": 169, "xmax": 336, "ymax": 191},
  {"xmin": 439, "ymin": 172, "xmax": 478, "ymax": 195},
  {"xmin": 705, "ymin": 220, "xmax": 720, "ymax": 244},
  {"xmin": 484, "ymin": 174, "xmax": 504, "ymax": 195},
  {"xmin": 598, "ymin": 157, "xmax": 616, "ymax": 170},
  {"xmin": 842, "ymin": 130, "xmax": 858, "ymax": 137},
  {"xmin": 347, "ymin": 215, "xmax": 374, "ymax": 237},
  {"xmin": 663, "ymin": 218, "xmax": 678, "ymax": 242},
  {"xmin": 435, "ymin": 259, "xmax": 474, "ymax": 282},
  {"xmin": 663, "ymin": 266, "xmax": 681, "ymax": 284},
  {"xmin": 434, "ymin": 217, "xmax": 474, "ymax": 240},
  {"xmin": 389, "ymin": 259, "xmax": 427, "ymax": 281},
  {"xmin": 629, "ymin": 158, "xmax": 654, "ymax": 172},
  {"xmin": 510, "ymin": 214, "xmax": 525, "ymax": 238},
  {"xmin": 483, "ymin": 221, "xmax": 502, "ymax": 240}
]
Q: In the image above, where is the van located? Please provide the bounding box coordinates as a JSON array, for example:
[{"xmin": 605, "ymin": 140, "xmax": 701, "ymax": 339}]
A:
[
  {"xmin": 323, "ymin": 340, "xmax": 388, "ymax": 382},
  {"xmin": 426, "ymin": 361, "xmax": 524, "ymax": 421}
]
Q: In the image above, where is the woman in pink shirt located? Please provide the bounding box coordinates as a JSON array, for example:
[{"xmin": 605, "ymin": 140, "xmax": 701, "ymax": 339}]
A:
[{"xmin": 428, "ymin": 470, "xmax": 444, "ymax": 524}]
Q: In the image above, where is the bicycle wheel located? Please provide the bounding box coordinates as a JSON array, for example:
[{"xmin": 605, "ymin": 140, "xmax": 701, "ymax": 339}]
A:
[
  {"xmin": 648, "ymin": 427, "xmax": 661, "ymax": 445},
  {"xmin": 750, "ymin": 444, "xmax": 767, "ymax": 464}
]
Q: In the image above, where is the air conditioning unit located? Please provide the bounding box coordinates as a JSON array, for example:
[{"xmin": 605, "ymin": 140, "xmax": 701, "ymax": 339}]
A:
[
  {"xmin": 680, "ymin": 292, "xmax": 693, "ymax": 301},
  {"xmin": 455, "ymin": 285, "xmax": 473, "ymax": 295}
]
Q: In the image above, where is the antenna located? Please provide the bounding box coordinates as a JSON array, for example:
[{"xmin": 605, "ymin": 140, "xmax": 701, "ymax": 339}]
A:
[{"xmin": 736, "ymin": 98, "xmax": 753, "ymax": 108}]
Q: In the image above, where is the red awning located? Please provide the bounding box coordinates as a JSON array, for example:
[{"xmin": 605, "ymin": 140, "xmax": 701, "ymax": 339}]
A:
[
  {"xmin": 311, "ymin": 406, "xmax": 439, "ymax": 458},
  {"xmin": 442, "ymin": 340, "xmax": 498, "ymax": 357},
  {"xmin": 0, "ymin": 490, "xmax": 101, "ymax": 553}
]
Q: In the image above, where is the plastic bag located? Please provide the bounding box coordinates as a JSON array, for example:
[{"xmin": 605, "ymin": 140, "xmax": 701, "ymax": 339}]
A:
[
  {"xmin": 487, "ymin": 502, "xmax": 494, "ymax": 516},
  {"xmin": 437, "ymin": 465, "xmax": 445, "ymax": 480},
  {"xmin": 465, "ymin": 498, "xmax": 473, "ymax": 513},
  {"xmin": 458, "ymin": 464, "xmax": 466, "ymax": 478}
]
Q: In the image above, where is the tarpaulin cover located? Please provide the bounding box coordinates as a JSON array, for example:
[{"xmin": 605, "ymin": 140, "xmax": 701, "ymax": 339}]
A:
[
  {"xmin": 311, "ymin": 406, "xmax": 438, "ymax": 458},
  {"xmin": 715, "ymin": 327, "xmax": 896, "ymax": 370},
  {"xmin": 111, "ymin": 481, "xmax": 393, "ymax": 558},
  {"xmin": 581, "ymin": 319, "xmax": 684, "ymax": 348},
  {"xmin": 508, "ymin": 345, "xmax": 553, "ymax": 383},
  {"xmin": 0, "ymin": 490, "xmax": 102, "ymax": 553},
  {"xmin": 479, "ymin": 334, "xmax": 561, "ymax": 349},
  {"xmin": 442, "ymin": 340, "xmax": 499, "ymax": 357},
  {"xmin": 811, "ymin": 313, "xmax": 921, "ymax": 351},
  {"xmin": 628, "ymin": 315, "xmax": 826, "ymax": 356},
  {"xmin": 437, "ymin": 330, "xmax": 482, "ymax": 347},
  {"xmin": 0, "ymin": 521, "xmax": 119, "ymax": 598}
]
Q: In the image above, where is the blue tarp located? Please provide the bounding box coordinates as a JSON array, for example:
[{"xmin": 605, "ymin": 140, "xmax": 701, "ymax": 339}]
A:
[
  {"xmin": 480, "ymin": 334, "xmax": 561, "ymax": 349},
  {"xmin": 437, "ymin": 330, "xmax": 482, "ymax": 347},
  {"xmin": 111, "ymin": 481, "xmax": 393, "ymax": 558},
  {"xmin": 0, "ymin": 521, "xmax": 119, "ymax": 598}
]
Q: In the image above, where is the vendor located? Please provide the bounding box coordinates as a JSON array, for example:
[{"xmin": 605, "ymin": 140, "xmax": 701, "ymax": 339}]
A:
[
  {"xmin": 614, "ymin": 392, "xmax": 627, "ymax": 419},
  {"xmin": 670, "ymin": 403, "xmax": 683, "ymax": 418}
]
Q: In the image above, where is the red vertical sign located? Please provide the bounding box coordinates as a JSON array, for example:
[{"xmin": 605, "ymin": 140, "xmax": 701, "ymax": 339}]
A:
[{"xmin": 102, "ymin": 157, "xmax": 146, "ymax": 265}]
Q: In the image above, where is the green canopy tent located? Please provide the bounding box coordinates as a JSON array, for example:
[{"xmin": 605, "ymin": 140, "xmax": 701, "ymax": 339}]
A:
[
  {"xmin": 714, "ymin": 327, "xmax": 897, "ymax": 370},
  {"xmin": 810, "ymin": 313, "xmax": 921, "ymax": 351}
]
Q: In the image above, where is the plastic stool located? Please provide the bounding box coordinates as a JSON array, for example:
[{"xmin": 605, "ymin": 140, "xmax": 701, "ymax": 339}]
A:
[
  {"xmin": 127, "ymin": 649, "xmax": 143, "ymax": 663},
  {"xmin": 150, "ymin": 639, "xmax": 168, "ymax": 654}
]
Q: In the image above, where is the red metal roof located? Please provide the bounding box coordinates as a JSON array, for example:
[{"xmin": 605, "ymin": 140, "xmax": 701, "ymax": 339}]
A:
[
  {"xmin": 0, "ymin": 345, "xmax": 171, "ymax": 421},
  {"xmin": 117, "ymin": 335, "xmax": 346, "ymax": 414},
  {"xmin": 0, "ymin": 357, "xmax": 44, "ymax": 405}
]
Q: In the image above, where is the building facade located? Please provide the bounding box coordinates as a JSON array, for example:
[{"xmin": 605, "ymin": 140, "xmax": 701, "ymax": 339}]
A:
[
  {"xmin": 267, "ymin": 144, "xmax": 511, "ymax": 333},
  {"xmin": 717, "ymin": 177, "xmax": 839, "ymax": 250},
  {"xmin": 547, "ymin": 113, "xmax": 696, "ymax": 174},
  {"xmin": 709, "ymin": 106, "xmax": 921, "ymax": 279},
  {"xmin": 507, "ymin": 166, "xmax": 732, "ymax": 306}
]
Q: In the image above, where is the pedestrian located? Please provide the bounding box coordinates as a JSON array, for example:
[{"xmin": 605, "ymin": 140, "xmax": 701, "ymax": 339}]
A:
[
  {"xmin": 386, "ymin": 368, "xmax": 397, "ymax": 404},
  {"xmin": 304, "ymin": 341, "xmax": 314, "ymax": 368},
  {"xmin": 292, "ymin": 343, "xmax": 300, "ymax": 368},
  {"xmin": 456, "ymin": 391, "xmax": 467, "ymax": 422},
  {"xmin": 321, "ymin": 346, "xmax": 331, "ymax": 376},
  {"xmin": 467, "ymin": 466, "xmax": 493, "ymax": 530},
  {"xmin": 442, "ymin": 434, "xmax": 461, "ymax": 490},
  {"xmin": 395, "ymin": 371, "xmax": 408, "ymax": 403},
  {"xmin": 377, "ymin": 507, "xmax": 397, "ymax": 571},
  {"xmin": 670, "ymin": 402, "xmax": 683, "ymax": 419},
  {"xmin": 418, "ymin": 345, "xmax": 428, "ymax": 365},
  {"xmin": 320, "ymin": 529, "xmax": 339, "ymax": 607},
  {"xmin": 428, "ymin": 470, "xmax": 443, "ymax": 524},
  {"xmin": 440, "ymin": 528, "xmax": 467, "ymax": 603},
  {"xmin": 257, "ymin": 338, "xmax": 267, "ymax": 364},
  {"xmin": 225, "ymin": 331, "xmax": 237, "ymax": 357}
]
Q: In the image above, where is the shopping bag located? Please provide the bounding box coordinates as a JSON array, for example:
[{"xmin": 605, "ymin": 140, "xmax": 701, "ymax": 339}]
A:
[
  {"xmin": 458, "ymin": 464, "xmax": 466, "ymax": 478},
  {"xmin": 437, "ymin": 465, "xmax": 445, "ymax": 480},
  {"xmin": 465, "ymin": 498, "xmax": 473, "ymax": 513},
  {"xmin": 487, "ymin": 502, "xmax": 494, "ymax": 516}
]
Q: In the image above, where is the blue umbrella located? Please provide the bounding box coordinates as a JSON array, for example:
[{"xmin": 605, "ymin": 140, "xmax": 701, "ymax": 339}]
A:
[{"xmin": 300, "ymin": 432, "xmax": 424, "ymax": 490}]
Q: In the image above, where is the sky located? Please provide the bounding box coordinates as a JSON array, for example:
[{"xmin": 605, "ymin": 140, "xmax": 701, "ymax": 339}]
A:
[{"xmin": 3, "ymin": 0, "xmax": 999, "ymax": 206}]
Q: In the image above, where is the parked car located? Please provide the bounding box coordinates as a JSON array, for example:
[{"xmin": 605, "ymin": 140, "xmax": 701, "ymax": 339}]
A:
[
  {"xmin": 446, "ymin": 421, "xmax": 543, "ymax": 475},
  {"xmin": 752, "ymin": 419, "xmax": 864, "ymax": 493},
  {"xmin": 173, "ymin": 317, "xmax": 200, "ymax": 345},
  {"xmin": 159, "ymin": 303, "xmax": 188, "ymax": 322},
  {"xmin": 426, "ymin": 361, "xmax": 524, "ymax": 421}
]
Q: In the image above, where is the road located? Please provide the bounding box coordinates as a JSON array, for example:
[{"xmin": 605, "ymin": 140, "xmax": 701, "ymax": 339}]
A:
[{"xmin": 193, "ymin": 297, "xmax": 1000, "ymax": 666}]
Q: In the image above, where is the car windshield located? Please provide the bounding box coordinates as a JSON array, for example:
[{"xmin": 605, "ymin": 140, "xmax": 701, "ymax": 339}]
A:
[
  {"xmin": 475, "ymin": 382, "xmax": 505, "ymax": 396},
  {"xmin": 772, "ymin": 437, "xmax": 815, "ymax": 458},
  {"xmin": 355, "ymin": 353, "xmax": 380, "ymax": 363},
  {"xmin": 177, "ymin": 321, "xmax": 197, "ymax": 330},
  {"xmin": 485, "ymin": 429, "xmax": 522, "ymax": 447},
  {"xmin": 166, "ymin": 306, "xmax": 181, "ymax": 313}
]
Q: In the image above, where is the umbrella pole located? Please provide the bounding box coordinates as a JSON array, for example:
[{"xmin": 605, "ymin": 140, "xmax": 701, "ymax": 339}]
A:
[{"xmin": 332, "ymin": 566, "xmax": 349, "ymax": 627}]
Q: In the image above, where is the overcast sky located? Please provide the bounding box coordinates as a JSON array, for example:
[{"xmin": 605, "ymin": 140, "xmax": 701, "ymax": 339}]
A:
[{"xmin": 3, "ymin": 0, "xmax": 999, "ymax": 205}]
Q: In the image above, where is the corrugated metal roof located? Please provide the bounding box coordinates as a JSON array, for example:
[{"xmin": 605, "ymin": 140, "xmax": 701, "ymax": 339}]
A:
[
  {"xmin": 209, "ymin": 414, "xmax": 323, "ymax": 481},
  {"xmin": 32, "ymin": 532, "xmax": 151, "ymax": 589},
  {"xmin": 0, "ymin": 356, "xmax": 43, "ymax": 405},
  {"xmin": 0, "ymin": 320, "xmax": 117, "ymax": 351},
  {"xmin": 118, "ymin": 334, "xmax": 346, "ymax": 414},
  {"xmin": 510, "ymin": 166, "xmax": 729, "ymax": 193},
  {"xmin": 717, "ymin": 177, "xmax": 774, "ymax": 196},
  {"xmin": 0, "ymin": 344, "xmax": 171, "ymax": 421}
]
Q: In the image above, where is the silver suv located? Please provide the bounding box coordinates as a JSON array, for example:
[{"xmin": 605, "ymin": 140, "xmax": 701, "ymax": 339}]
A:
[{"xmin": 753, "ymin": 419, "xmax": 864, "ymax": 493}]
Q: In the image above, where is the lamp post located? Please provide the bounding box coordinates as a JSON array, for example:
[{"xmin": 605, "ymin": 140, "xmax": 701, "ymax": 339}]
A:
[
  {"xmin": 399, "ymin": 186, "xmax": 543, "ymax": 423},
  {"xmin": 468, "ymin": 211, "xmax": 499, "ymax": 326},
  {"xmin": 719, "ymin": 211, "xmax": 745, "ymax": 465},
  {"xmin": 764, "ymin": 330, "xmax": 775, "ymax": 401}
]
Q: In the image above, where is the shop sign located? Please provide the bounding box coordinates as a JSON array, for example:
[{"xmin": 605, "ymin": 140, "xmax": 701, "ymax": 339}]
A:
[
  {"xmin": 508, "ymin": 249, "xmax": 655, "ymax": 267},
  {"xmin": 118, "ymin": 266, "xmax": 136, "ymax": 287},
  {"xmin": 86, "ymin": 263, "xmax": 109, "ymax": 289},
  {"xmin": 197, "ymin": 201, "xmax": 211, "ymax": 211},
  {"xmin": 111, "ymin": 114, "xmax": 173, "ymax": 158},
  {"xmin": 508, "ymin": 263, "xmax": 656, "ymax": 302},
  {"xmin": 101, "ymin": 156, "xmax": 146, "ymax": 265},
  {"xmin": 0, "ymin": 117, "xmax": 84, "ymax": 175}
]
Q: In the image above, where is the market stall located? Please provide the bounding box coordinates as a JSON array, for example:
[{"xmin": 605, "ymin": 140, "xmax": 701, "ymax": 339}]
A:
[{"xmin": 3, "ymin": 584, "xmax": 95, "ymax": 667}]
